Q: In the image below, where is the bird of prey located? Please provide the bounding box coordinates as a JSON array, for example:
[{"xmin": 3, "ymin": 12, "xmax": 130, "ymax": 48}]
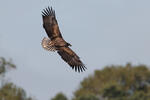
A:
[{"xmin": 41, "ymin": 7, "xmax": 86, "ymax": 72}]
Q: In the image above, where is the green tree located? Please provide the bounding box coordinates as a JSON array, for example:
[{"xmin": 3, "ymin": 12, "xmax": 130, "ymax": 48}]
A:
[
  {"xmin": 51, "ymin": 93, "xmax": 68, "ymax": 100},
  {"xmin": 0, "ymin": 57, "xmax": 16, "ymax": 75},
  {"xmin": 0, "ymin": 83, "xmax": 32, "ymax": 100},
  {"xmin": 75, "ymin": 94, "xmax": 99, "ymax": 100},
  {"xmin": 0, "ymin": 57, "xmax": 34, "ymax": 100},
  {"xmin": 73, "ymin": 63, "xmax": 150, "ymax": 100}
]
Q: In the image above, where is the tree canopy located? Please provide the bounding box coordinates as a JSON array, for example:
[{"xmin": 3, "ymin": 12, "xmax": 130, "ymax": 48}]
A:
[
  {"xmin": 73, "ymin": 63, "xmax": 150, "ymax": 100},
  {"xmin": 51, "ymin": 93, "xmax": 68, "ymax": 100},
  {"xmin": 0, "ymin": 83, "xmax": 33, "ymax": 100},
  {"xmin": 52, "ymin": 63, "xmax": 150, "ymax": 100},
  {"xmin": 0, "ymin": 57, "xmax": 16, "ymax": 75},
  {"xmin": 0, "ymin": 57, "xmax": 34, "ymax": 100},
  {"xmin": 1, "ymin": 57, "xmax": 150, "ymax": 100}
]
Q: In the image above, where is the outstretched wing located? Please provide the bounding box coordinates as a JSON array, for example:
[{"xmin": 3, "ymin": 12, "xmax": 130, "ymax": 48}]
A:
[
  {"xmin": 57, "ymin": 47, "xmax": 86, "ymax": 72},
  {"xmin": 42, "ymin": 7, "xmax": 62, "ymax": 40}
]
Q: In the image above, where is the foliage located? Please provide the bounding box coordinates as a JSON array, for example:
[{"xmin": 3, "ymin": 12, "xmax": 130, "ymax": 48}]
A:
[
  {"xmin": 75, "ymin": 94, "xmax": 99, "ymax": 100},
  {"xmin": 51, "ymin": 93, "xmax": 68, "ymax": 100},
  {"xmin": 0, "ymin": 57, "xmax": 16, "ymax": 76},
  {"xmin": 72, "ymin": 63, "xmax": 150, "ymax": 100},
  {"xmin": 2, "ymin": 56, "xmax": 150, "ymax": 100},
  {"xmin": 0, "ymin": 83, "xmax": 33, "ymax": 100},
  {"xmin": 0, "ymin": 57, "xmax": 34, "ymax": 100}
]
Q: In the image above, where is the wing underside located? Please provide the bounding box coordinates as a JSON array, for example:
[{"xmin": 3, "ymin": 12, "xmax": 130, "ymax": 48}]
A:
[
  {"xmin": 57, "ymin": 47, "xmax": 86, "ymax": 72},
  {"xmin": 42, "ymin": 7, "xmax": 62, "ymax": 40}
]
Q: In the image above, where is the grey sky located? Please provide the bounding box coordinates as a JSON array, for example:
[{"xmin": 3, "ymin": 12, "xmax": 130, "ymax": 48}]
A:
[{"xmin": 0, "ymin": 0, "xmax": 150, "ymax": 100}]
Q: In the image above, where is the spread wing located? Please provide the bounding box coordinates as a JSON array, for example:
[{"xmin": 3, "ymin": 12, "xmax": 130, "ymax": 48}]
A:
[
  {"xmin": 57, "ymin": 47, "xmax": 86, "ymax": 72},
  {"xmin": 42, "ymin": 7, "xmax": 62, "ymax": 40}
]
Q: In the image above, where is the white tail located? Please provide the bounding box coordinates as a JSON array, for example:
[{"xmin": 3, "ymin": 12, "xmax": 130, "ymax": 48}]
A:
[{"xmin": 41, "ymin": 37, "xmax": 56, "ymax": 52}]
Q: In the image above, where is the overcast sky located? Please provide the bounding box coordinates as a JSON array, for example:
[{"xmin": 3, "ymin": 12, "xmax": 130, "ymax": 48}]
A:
[{"xmin": 0, "ymin": 0, "xmax": 150, "ymax": 100}]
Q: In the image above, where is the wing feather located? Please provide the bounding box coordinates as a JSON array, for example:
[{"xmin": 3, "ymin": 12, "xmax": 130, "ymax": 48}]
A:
[
  {"xmin": 57, "ymin": 47, "xmax": 86, "ymax": 72},
  {"xmin": 42, "ymin": 7, "xmax": 62, "ymax": 40}
]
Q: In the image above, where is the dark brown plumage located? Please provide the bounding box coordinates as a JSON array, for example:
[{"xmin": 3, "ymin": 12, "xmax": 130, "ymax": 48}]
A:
[{"xmin": 41, "ymin": 7, "xmax": 86, "ymax": 72}]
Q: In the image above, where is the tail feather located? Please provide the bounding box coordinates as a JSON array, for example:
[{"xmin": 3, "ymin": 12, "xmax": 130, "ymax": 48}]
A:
[{"xmin": 41, "ymin": 37, "xmax": 56, "ymax": 52}]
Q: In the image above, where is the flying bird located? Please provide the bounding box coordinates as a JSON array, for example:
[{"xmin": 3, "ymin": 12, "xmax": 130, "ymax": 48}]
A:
[{"xmin": 41, "ymin": 7, "xmax": 86, "ymax": 72}]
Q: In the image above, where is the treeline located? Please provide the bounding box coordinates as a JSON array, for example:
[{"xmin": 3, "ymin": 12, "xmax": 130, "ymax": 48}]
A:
[
  {"xmin": 0, "ymin": 57, "xmax": 34, "ymax": 100},
  {"xmin": 52, "ymin": 63, "xmax": 150, "ymax": 100},
  {"xmin": 1, "ymin": 57, "xmax": 150, "ymax": 100}
]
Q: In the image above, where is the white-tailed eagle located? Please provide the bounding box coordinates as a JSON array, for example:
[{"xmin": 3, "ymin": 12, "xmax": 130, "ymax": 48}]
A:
[{"xmin": 41, "ymin": 7, "xmax": 86, "ymax": 72}]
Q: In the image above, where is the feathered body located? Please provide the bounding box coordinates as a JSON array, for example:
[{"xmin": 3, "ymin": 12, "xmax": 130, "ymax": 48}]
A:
[{"xmin": 41, "ymin": 7, "xmax": 86, "ymax": 72}]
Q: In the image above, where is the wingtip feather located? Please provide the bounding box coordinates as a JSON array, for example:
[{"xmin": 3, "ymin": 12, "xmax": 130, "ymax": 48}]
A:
[
  {"xmin": 71, "ymin": 64, "xmax": 86, "ymax": 73},
  {"xmin": 42, "ymin": 6, "xmax": 56, "ymax": 17}
]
